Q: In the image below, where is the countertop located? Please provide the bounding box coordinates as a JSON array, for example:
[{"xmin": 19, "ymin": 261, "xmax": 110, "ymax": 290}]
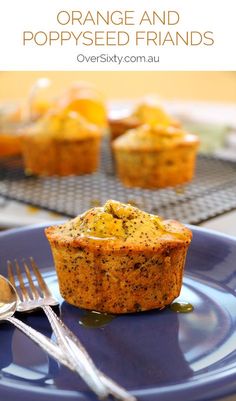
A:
[{"xmin": 0, "ymin": 197, "xmax": 236, "ymax": 238}]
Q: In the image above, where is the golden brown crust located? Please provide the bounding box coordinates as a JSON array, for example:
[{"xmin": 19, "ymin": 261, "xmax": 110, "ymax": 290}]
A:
[{"xmin": 47, "ymin": 238, "xmax": 189, "ymax": 313}]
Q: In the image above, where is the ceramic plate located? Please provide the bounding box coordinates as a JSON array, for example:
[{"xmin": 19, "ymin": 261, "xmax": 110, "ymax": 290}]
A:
[{"xmin": 0, "ymin": 224, "xmax": 236, "ymax": 401}]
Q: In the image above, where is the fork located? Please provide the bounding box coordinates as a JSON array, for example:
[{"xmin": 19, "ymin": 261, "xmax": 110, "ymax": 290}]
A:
[{"xmin": 7, "ymin": 258, "xmax": 136, "ymax": 401}]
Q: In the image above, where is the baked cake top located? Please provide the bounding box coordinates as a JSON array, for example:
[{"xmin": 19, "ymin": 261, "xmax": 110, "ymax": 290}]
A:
[
  {"xmin": 113, "ymin": 124, "xmax": 199, "ymax": 151},
  {"xmin": 25, "ymin": 109, "xmax": 101, "ymax": 141},
  {"xmin": 46, "ymin": 200, "xmax": 192, "ymax": 250}
]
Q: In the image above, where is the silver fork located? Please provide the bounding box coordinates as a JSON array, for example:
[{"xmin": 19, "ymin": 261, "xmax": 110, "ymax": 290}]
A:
[{"xmin": 7, "ymin": 258, "xmax": 136, "ymax": 401}]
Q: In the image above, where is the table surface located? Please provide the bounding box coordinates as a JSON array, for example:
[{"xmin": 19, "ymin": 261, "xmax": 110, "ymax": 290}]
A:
[{"xmin": 0, "ymin": 197, "xmax": 236, "ymax": 237}]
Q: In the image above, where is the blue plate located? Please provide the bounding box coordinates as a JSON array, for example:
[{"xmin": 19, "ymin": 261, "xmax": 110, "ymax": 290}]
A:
[{"xmin": 0, "ymin": 224, "xmax": 236, "ymax": 401}]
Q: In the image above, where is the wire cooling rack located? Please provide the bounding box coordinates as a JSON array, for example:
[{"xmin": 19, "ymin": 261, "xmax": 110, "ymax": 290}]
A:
[{"xmin": 0, "ymin": 141, "xmax": 236, "ymax": 224}]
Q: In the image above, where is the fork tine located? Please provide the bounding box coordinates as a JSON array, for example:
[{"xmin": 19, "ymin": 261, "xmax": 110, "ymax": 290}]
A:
[
  {"xmin": 7, "ymin": 260, "xmax": 16, "ymax": 288},
  {"xmin": 29, "ymin": 257, "xmax": 52, "ymax": 298},
  {"xmin": 23, "ymin": 259, "xmax": 40, "ymax": 300},
  {"xmin": 14, "ymin": 259, "xmax": 31, "ymax": 301}
]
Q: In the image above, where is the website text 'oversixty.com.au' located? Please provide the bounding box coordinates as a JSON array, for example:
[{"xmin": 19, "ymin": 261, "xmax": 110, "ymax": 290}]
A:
[{"xmin": 76, "ymin": 53, "xmax": 160, "ymax": 65}]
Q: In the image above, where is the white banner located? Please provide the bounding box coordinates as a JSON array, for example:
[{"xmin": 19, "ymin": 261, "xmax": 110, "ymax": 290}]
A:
[{"xmin": 0, "ymin": 0, "xmax": 235, "ymax": 70}]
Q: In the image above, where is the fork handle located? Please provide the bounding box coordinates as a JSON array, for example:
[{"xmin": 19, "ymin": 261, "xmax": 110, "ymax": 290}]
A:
[
  {"xmin": 42, "ymin": 305, "xmax": 136, "ymax": 401},
  {"xmin": 6, "ymin": 316, "xmax": 69, "ymax": 366},
  {"xmin": 7, "ymin": 316, "xmax": 112, "ymax": 400},
  {"xmin": 42, "ymin": 305, "xmax": 109, "ymax": 400}
]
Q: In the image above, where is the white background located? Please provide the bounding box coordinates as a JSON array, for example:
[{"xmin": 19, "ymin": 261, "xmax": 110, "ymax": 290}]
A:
[{"xmin": 0, "ymin": 0, "xmax": 235, "ymax": 70}]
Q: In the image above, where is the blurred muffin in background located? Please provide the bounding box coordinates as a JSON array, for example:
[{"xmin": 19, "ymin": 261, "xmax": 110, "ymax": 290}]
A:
[
  {"xmin": 109, "ymin": 96, "xmax": 180, "ymax": 141},
  {"xmin": 113, "ymin": 124, "xmax": 199, "ymax": 189},
  {"xmin": 56, "ymin": 82, "xmax": 108, "ymax": 130},
  {"xmin": 21, "ymin": 109, "xmax": 103, "ymax": 176}
]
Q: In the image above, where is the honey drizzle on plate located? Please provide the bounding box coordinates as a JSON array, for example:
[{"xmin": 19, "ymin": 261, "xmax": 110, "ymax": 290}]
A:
[
  {"xmin": 79, "ymin": 310, "xmax": 115, "ymax": 328},
  {"xmin": 79, "ymin": 301, "xmax": 194, "ymax": 329},
  {"xmin": 170, "ymin": 301, "xmax": 194, "ymax": 313}
]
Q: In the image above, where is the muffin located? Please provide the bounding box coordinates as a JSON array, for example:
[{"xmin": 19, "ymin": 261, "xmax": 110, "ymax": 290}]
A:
[
  {"xmin": 113, "ymin": 124, "xmax": 199, "ymax": 189},
  {"xmin": 56, "ymin": 82, "xmax": 108, "ymax": 130},
  {"xmin": 109, "ymin": 97, "xmax": 180, "ymax": 141},
  {"xmin": 45, "ymin": 200, "xmax": 192, "ymax": 314},
  {"xmin": 0, "ymin": 92, "xmax": 53, "ymax": 158},
  {"xmin": 21, "ymin": 109, "xmax": 102, "ymax": 176}
]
